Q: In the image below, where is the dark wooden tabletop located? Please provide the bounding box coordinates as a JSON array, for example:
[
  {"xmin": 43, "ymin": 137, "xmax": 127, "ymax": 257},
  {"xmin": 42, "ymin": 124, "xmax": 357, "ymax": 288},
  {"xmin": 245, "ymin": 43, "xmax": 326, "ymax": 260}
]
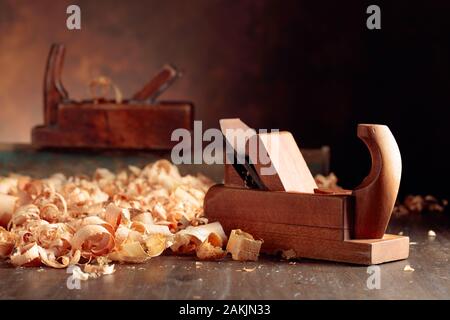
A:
[
  {"xmin": 1, "ymin": 214, "xmax": 449, "ymax": 300},
  {"xmin": 0, "ymin": 145, "xmax": 449, "ymax": 299}
]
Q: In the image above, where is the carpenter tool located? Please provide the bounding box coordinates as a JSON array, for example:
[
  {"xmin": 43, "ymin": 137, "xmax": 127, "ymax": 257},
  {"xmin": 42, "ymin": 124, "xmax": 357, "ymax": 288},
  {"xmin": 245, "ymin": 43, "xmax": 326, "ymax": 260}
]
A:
[
  {"xmin": 205, "ymin": 118, "xmax": 409, "ymax": 265},
  {"xmin": 32, "ymin": 43, "xmax": 193, "ymax": 150}
]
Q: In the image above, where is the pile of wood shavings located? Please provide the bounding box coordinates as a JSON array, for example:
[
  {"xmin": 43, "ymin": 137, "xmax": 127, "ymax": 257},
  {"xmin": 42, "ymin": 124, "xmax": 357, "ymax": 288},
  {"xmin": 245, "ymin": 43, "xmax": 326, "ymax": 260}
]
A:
[
  {"xmin": 315, "ymin": 173, "xmax": 447, "ymax": 214},
  {"xmin": 0, "ymin": 160, "xmax": 228, "ymax": 276},
  {"xmin": 393, "ymin": 195, "xmax": 448, "ymax": 215}
]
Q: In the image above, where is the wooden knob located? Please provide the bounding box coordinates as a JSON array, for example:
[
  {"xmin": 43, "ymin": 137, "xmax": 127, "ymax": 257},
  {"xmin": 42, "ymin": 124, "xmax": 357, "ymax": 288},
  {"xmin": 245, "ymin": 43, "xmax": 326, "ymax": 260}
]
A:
[
  {"xmin": 44, "ymin": 43, "xmax": 68, "ymax": 125},
  {"xmin": 352, "ymin": 124, "xmax": 402, "ymax": 239}
]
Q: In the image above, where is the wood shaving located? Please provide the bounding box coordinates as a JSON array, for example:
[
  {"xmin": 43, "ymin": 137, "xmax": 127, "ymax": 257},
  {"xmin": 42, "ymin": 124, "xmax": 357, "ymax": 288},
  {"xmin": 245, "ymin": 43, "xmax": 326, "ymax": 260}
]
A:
[
  {"xmin": 0, "ymin": 227, "xmax": 15, "ymax": 257},
  {"xmin": 84, "ymin": 263, "xmax": 115, "ymax": 278},
  {"xmin": 393, "ymin": 195, "xmax": 448, "ymax": 215},
  {"xmin": 89, "ymin": 76, "xmax": 123, "ymax": 104},
  {"xmin": 196, "ymin": 239, "xmax": 226, "ymax": 260},
  {"xmin": 314, "ymin": 173, "xmax": 344, "ymax": 191},
  {"xmin": 403, "ymin": 265, "xmax": 415, "ymax": 272},
  {"xmin": 226, "ymin": 229, "xmax": 263, "ymax": 261},
  {"xmin": 0, "ymin": 194, "xmax": 18, "ymax": 228},
  {"xmin": 315, "ymin": 174, "xmax": 447, "ymax": 215},
  {"xmin": 281, "ymin": 249, "xmax": 297, "ymax": 260},
  {"xmin": 70, "ymin": 265, "xmax": 89, "ymax": 281},
  {"xmin": 428, "ymin": 230, "xmax": 436, "ymax": 237},
  {"xmin": 242, "ymin": 266, "xmax": 257, "ymax": 272},
  {"xmin": 171, "ymin": 222, "xmax": 227, "ymax": 260},
  {"xmin": 0, "ymin": 160, "xmax": 220, "ymax": 274}
]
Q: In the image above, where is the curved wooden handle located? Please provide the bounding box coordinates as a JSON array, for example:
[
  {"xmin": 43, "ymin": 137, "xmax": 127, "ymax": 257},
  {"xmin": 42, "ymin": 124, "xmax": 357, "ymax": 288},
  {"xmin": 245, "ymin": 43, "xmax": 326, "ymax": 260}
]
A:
[
  {"xmin": 132, "ymin": 64, "xmax": 180, "ymax": 102},
  {"xmin": 44, "ymin": 43, "xmax": 68, "ymax": 125},
  {"xmin": 352, "ymin": 124, "xmax": 402, "ymax": 239}
]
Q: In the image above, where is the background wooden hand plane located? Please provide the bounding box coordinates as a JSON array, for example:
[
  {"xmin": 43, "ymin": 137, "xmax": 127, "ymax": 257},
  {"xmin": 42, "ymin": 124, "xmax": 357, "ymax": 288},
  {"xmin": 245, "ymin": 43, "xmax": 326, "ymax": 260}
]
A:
[
  {"xmin": 32, "ymin": 43, "xmax": 193, "ymax": 150},
  {"xmin": 205, "ymin": 119, "xmax": 409, "ymax": 265}
]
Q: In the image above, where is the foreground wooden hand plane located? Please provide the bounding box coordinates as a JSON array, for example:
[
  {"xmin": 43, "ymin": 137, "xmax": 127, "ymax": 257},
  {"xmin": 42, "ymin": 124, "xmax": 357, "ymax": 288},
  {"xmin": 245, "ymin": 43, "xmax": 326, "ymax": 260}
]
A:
[{"xmin": 205, "ymin": 119, "xmax": 409, "ymax": 265}]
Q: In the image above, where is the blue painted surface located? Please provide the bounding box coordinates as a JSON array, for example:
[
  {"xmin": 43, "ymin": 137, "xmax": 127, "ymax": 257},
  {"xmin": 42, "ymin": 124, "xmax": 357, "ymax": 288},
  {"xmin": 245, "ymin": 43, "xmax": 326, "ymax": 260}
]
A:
[{"xmin": 0, "ymin": 144, "xmax": 327, "ymax": 182}]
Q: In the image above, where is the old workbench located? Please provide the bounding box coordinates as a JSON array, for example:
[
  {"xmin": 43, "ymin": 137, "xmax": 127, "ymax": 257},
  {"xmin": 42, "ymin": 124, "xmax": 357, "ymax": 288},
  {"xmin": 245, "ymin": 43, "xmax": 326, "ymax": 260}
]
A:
[{"xmin": 0, "ymin": 145, "xmax": 448, "ymax": 299}]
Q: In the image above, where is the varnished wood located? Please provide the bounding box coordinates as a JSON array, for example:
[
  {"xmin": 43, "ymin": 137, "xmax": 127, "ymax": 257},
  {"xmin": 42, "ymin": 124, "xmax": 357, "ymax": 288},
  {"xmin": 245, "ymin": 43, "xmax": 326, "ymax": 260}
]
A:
[
  {"xmin": 224, "ymin": 163, "xmax": 246, "ymax": 187},
  {"xmin": 0, "ymin": 145, "xmax": 447, "ymax": 299},
  {"xmin": 217, "ymin": 217, "xmax": 408, "ymax": 265},
  {"xmin": 205, "ymin": 185, "xmax": 408, "ymax": 264},
  {"xmin": 205, "ymin": 186, "xmax": 410, "ymax": 264},
  {"xmin": 205, "ymin": 185, "xmax": 353, "ymax": 229},
  {"xmin": 44, "ymin": 43, "xmax": 68, "ymax": 125},
  {"xmin": 217, "ymin": 219, "xmax": 350, "ymax": 241},
  {"xmin": 33, "ymin": 44, "xmax": 193, "ymax": 150},
  {"xmin": 352, "ymin": 124, "xmax": 402, "ymax": 239},
  {"xmin": 132, "ymin": 64, "xmax": 180, "ymax": 102},
  {"xmin": 32, "ymin": 102, "xmax": 193, "ymax": 150},
  {"xmin": 206, "ymin": 120, "xmax": 407, "ymax": 265}
]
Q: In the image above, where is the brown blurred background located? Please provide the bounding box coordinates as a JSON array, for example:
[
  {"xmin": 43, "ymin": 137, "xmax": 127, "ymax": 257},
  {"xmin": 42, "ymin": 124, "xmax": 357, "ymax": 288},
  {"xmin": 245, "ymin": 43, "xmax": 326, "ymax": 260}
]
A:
[{"xmin": 0, "ymin": 0, "xmax": 449, "ymax": 197}]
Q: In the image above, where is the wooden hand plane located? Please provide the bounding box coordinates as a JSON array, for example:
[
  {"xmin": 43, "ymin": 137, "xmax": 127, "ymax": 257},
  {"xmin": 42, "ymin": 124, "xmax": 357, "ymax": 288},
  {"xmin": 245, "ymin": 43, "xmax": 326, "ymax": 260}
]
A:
[
  {"xmin": 205, "ymin": 119, "xmax": 409, "ymax": 265},
  {"xmin": 32, "ymin": 43, "xmax": 193, "ymax": 150}
]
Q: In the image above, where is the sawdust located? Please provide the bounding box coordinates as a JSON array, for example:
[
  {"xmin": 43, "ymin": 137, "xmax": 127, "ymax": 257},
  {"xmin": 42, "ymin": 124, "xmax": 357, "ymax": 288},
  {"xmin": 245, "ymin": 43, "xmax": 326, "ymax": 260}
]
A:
[{"xmin": 0, "ymin": 160, "xmax": 228, "ymax": 277}]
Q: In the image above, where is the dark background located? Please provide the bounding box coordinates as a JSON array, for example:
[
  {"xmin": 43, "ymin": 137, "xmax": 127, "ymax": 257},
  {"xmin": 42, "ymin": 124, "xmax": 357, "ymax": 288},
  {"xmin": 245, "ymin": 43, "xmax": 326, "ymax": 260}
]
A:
[{"xmin": 0, "ymin": 0, "xmax": 449, "ymax": 197}]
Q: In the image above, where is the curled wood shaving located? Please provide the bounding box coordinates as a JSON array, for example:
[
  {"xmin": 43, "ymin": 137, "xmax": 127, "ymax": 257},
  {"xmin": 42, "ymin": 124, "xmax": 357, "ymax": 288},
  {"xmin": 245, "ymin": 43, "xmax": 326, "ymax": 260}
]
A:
[
  {"xmin": 0, "ymin": 160, "xmax": 216, "ymax": 273},
  {"xmin": 171, "ymin": 222, "xmax": 227, "ymax": 260},
  {"xmin": 196, "ymin": 239, "xmax": 226, "ymax": 260},
  {"xmin": 72, "ymin": 224, "xmax": 115, "ymax": 258},
  {"xmin": 0, "ymin": 227, "xmax": 15, "ymax": 257},
  {"xmin": 242, "ymin": 266, "xmax": 257, "ymax": 272},
  {"xmin": 0, "ymin": 194, "xmax": 18, "ymax": 228},
  {"xmin": 89, "ymin": 76, "xmax": 123, "ymax": 104},
  {"xmin": 109, "ymin": 240, "xmax": 150, "ymax": 263},
  {"xmin": 176, "ymin": 222, "xmax": 227, "ymax": 244},
  {"xmin": 10, "ymin": 242, "xmax": 41, "ymax": 267}
]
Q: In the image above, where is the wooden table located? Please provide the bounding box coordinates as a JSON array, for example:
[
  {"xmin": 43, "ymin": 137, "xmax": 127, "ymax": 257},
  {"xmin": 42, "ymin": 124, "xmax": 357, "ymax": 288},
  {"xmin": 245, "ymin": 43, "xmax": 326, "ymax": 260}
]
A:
[{"xmin": 0, "ymin": 145, "xmax": 449, "ymax": 299}]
